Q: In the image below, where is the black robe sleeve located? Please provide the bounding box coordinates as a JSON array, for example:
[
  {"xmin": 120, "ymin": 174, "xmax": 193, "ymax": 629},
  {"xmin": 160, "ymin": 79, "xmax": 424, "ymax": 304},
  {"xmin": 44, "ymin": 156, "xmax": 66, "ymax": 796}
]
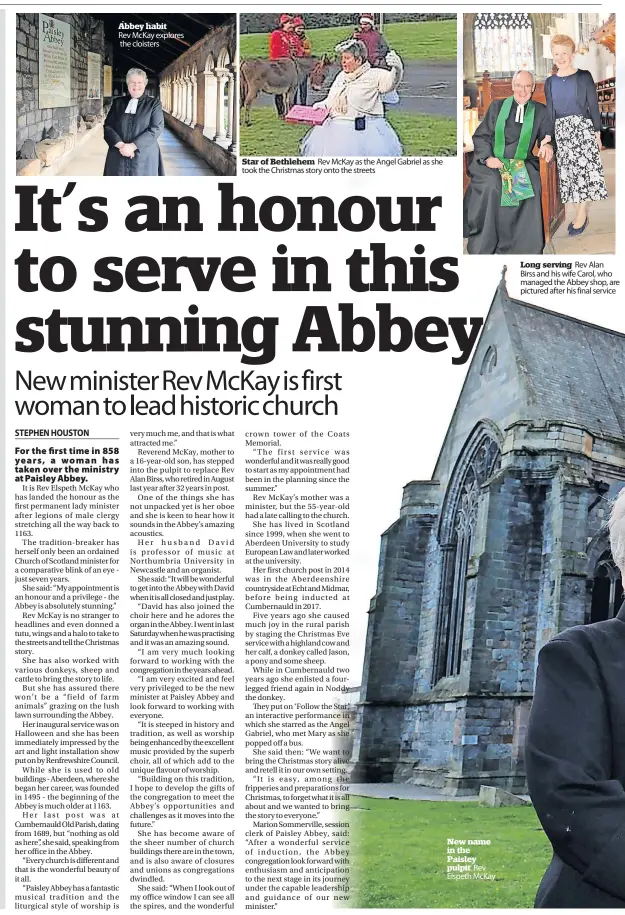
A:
[
  {"xmin": 533, "ymin": 104, "xmax": 552, "ymax": 150},
  {"xmin": 132, "ymin": 100, "xmax": 164, "ymax": 153},
  {"xmin": 471, "ymin": 101, "xmax": 499, "ymax": 164},
  {"xmin": 103, "ymin": 99, "xmax": 123, "ymax": 147},
  {"xmin": 526, "ymin": 635, "xmax": 625, "ymax": 901}
]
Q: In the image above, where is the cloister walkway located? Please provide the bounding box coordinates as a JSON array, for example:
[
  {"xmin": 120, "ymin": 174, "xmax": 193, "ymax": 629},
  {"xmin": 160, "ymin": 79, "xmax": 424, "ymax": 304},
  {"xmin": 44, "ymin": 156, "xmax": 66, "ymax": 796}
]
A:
[{"xmin": 56, "ymin": 125, "xmax": 217, "ymax": 177}]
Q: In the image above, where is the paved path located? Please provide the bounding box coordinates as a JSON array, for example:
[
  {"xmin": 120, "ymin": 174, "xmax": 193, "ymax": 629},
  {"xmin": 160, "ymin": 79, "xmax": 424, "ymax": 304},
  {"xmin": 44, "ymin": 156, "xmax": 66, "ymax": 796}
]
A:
[
  {"xmin": 56, "ymin": 125, "xmax": 216, "ymax": 177},
  {"xmin": 252, "ymin": 59, "xmax": 456, "ymax": 118},
  {"xmin": 160, "ymin": 128, "xmax": 217, "ymax": 176},
  {"xmin": 349, "ymin": 784, "xmax": 532, "ymax": 803},
  {"xmin": 349, "ymin": 783, "xmax": 480, "ymax": 802}
]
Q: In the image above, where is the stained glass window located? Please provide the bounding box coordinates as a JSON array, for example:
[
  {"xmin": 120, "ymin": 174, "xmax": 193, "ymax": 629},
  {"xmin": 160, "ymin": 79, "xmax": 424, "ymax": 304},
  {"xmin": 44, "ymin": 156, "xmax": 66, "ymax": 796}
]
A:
[{"xmin": 474, "ymin": 13, "xmax": 535, "ymax": 76}]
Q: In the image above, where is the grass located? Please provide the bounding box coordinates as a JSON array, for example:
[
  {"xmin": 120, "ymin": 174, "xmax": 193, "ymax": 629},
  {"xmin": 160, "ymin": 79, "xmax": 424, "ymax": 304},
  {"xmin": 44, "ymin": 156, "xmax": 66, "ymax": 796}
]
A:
[
  {"xmin": 347, "ymin": 797, "xmax": 552, "ymax": 908},
  {"xmin": 240, "ymin": 19, "xmax": 457, "ymax": 61},
  {"xmin": 240, "ymin": 107, "xmax": 456, "ymax": 157}
]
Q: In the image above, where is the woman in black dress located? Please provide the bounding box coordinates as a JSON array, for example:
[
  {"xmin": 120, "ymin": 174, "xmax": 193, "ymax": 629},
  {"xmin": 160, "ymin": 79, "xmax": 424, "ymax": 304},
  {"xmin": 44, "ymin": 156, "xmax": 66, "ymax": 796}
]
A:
[
  {"xmin": 542, "ymin": 35, "xmax": 607, "ymax": 236},
  {"xmin": 103, "ymin": 68, "xmax": 165, "ymax": 176}
]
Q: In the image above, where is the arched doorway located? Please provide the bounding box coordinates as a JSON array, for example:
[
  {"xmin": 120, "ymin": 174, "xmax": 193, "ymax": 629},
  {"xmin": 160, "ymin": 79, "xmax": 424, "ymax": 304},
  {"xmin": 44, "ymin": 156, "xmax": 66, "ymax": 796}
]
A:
[{"xmin": 590, "ymin": 550, "xmax": 623, "ymax": 622}]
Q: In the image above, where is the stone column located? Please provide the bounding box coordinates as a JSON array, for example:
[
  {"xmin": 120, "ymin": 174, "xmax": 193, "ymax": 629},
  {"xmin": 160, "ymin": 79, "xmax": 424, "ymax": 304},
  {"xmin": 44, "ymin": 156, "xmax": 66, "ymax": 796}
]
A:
[
  {"xmin": 463, "ymin": 15, "xmax": 476, "ymax": 80},
  {"xmin": 203, "ymin": 71, "xmax": 217, "ymax": 139},
  {"xmin": 214, "ymin": 70, "xmax": 228, "ymax": 144},
  {"xmin": 185, "ymin": 77, "xmax": 192, "ymax": 123},
  {"xmin": 226, "ymin": 70, "xmax": 235, "ymax": 148},
  {"xmin": 186, "ymin": 78, "xmax": 192, "ymax": 123},
  {"xmin": 190, "ymin": 76, "xmax": 197, "ymax": 128}
]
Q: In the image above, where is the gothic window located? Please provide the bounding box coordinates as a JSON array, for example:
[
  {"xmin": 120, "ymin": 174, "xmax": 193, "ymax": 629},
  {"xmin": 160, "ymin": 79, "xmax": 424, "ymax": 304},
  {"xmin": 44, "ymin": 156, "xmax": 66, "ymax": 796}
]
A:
[
  {"xmin": 474, "ymin": 13, "xmax": 534, "ymax": 76},
  {"xmin": 577, "ymin": 13, "xmax": 598, "ymax": 50},
  {"xmin": 480, "ymin": 345, "xmax": 497, "ymax": 376},
  {"xmin": 433, "ymin": 430, "xmax": 501, "ymax": 682},
  {"xmin": 590, "ymin": 551, "xmax": 622, "ymax": 623}
]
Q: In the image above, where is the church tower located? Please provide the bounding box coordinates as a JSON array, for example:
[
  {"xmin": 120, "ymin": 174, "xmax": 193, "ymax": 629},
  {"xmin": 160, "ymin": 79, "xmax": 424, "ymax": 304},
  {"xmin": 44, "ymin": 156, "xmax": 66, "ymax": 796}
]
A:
[{"xmin": 351, "ymin": 275, "xmax": 625, "ymax": 794}]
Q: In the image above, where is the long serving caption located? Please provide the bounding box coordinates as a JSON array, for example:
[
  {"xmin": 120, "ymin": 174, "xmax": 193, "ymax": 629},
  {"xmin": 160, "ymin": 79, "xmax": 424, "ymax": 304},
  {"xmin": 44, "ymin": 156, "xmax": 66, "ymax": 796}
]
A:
[{"xmin": 519, "ymin": 261, "xmax": 620, "ymax": 296}]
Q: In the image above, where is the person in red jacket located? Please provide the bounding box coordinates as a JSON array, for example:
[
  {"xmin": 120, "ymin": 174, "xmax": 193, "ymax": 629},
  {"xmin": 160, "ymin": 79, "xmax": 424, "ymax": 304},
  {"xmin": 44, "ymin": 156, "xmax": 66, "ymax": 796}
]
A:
[
  {"xmin": 353, "ymin": 13, "xmax": 400, "ymax": 109},
  {"xmin": 353, "ymin": 14, "xmax": 388, "ymax": 68},
  {"xmin": 269, "ymin": 14, "xmax": 295, "ymax": 117}
]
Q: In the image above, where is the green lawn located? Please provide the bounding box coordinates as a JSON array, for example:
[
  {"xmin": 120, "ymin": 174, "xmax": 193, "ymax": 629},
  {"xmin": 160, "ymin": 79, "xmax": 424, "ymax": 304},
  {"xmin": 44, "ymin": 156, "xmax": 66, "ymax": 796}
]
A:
[
  {"xmin": 347, "ymin": 798, "xmax": 552, "ymax": 908},
  {"xmin": 240, "ymin": 19, "xmax": 457, "ymax": 61},
  {"xmin": 240, "ymin": 107, "xmax": 456, "ymax": 157}
]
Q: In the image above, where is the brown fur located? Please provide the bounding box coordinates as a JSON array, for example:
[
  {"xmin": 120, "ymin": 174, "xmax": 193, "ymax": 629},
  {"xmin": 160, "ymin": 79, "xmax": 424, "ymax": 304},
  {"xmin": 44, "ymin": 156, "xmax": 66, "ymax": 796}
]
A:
[{"xmin": 240, "ymin": 55, "xmax": 333, "ymax": 126}]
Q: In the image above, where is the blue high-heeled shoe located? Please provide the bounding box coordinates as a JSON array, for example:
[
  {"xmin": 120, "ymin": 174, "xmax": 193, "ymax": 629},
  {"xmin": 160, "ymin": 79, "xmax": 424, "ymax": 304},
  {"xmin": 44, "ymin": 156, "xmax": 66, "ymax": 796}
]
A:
[{"xmin": 569, "ymin": 217, "xmax": 589, "ymax": 236}]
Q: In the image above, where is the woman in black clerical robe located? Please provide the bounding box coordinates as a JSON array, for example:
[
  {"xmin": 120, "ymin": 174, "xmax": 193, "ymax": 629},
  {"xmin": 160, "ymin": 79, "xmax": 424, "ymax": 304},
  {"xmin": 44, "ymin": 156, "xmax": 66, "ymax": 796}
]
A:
[
  {"xmin": 103, "ymin": 68, "xmax": 165, "ymax": 176},
  {"xmin": 463, "ymin": 90, "xmax": 552, "ymax": 255}
]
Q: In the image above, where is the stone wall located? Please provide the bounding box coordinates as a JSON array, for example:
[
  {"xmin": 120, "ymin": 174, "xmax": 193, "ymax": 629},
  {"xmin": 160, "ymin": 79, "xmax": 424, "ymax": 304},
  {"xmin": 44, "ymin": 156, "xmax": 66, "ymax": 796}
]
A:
[
  {"xmin": 353, "ymin": 283, "xmax": 625, "ymax": 793},
  {"xmin": 358, "ymin": 429, "xmax": 625, "ymax": 793},
  {"xmin": 159, "ymin": 20, "xmax": 236, "ymax": 176},
  {"xmin": 16, "ymin": 13, "xmax": 105, "ymax": 153},
  {"xmin": 349, "ymin": 484, "xmax": 440, "ymax": 781}
]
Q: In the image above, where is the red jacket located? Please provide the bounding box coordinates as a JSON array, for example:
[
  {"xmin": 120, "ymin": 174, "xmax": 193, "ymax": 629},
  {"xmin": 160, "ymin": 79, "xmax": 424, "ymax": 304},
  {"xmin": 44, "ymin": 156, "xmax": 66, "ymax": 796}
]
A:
[
  {"xmin": 353, "ymin": 27, "xmax": 389, "ymax": 67},
  {"xmin": 269, "ymin": 29, "xmax": 292, "ymax": 59},
  {"xmin": 289, "ymin": 33, "xmax": 311, "ymax": 57}
]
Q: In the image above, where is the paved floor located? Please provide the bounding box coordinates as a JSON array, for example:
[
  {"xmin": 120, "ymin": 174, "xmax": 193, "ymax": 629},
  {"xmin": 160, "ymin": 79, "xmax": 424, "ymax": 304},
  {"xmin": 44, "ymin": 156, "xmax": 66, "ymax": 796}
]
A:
[
  {"xmin": 348, "ymin": 783, "xmax": 532, "ymax": 803},
  {"xmin": 551, "ymin": 148, "xmax": 615, "ymax": 255},
  {"xmin": 254, "ymin": 60, "xmax": 456, "ymax": 117},
  {"xmin": 160, "ymin": 128, "xmax": 217, "ymax": 176},
  {"xmin": 56, "ymin": 125, "xmax": 216, "ymax": 177},
  {"xmin": 55, "ymin": 126, "xmax": 108, "ymax": 176},
  {"xmin": 349, "ymin": 783, "xmax": 480, "ymax": 802}
]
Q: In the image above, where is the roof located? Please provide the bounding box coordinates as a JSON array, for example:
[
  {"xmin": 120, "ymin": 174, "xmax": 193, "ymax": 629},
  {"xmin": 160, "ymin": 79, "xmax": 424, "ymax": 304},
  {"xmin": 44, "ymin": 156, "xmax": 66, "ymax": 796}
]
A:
[
  {"xmin": 95, "ymin": 13, "xmax": 234, "ymax": 74},
  {"xmin": 501, "ymin": 281, "xmax": 625, "ymax": 439}
]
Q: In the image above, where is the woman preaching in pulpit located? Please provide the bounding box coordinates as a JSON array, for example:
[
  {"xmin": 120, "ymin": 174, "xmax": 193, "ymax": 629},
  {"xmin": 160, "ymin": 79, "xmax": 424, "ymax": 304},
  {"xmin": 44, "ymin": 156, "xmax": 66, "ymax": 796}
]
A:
[
  {"xmin": 103, "ymin": 69, "xmax": 165, "ymax": 176},
  {"xmin": 463, "ymin": 70, "xmax": 553, "ymax": 255}
]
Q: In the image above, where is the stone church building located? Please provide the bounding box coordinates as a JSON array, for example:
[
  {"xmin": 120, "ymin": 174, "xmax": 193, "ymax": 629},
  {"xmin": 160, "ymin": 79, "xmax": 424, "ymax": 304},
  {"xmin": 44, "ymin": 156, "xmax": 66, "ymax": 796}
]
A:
[{"xmin": 351, "ymin": 276, "xmax": 625, "ymax": 795}]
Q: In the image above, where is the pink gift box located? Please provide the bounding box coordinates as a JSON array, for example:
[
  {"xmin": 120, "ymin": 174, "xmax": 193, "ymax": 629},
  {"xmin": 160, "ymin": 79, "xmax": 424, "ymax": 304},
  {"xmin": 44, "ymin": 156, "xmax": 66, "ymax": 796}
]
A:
[{"xmin": 285, "ymin": 105, "xmax": 329, "ymax": 126}]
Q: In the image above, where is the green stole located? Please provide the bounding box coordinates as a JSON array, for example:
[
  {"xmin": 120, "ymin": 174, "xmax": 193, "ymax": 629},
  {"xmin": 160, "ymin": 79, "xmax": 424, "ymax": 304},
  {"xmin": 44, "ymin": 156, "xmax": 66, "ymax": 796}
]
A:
[{"xmin": 494, "ymin": 96, "xmax": 536, "ymax": 207}]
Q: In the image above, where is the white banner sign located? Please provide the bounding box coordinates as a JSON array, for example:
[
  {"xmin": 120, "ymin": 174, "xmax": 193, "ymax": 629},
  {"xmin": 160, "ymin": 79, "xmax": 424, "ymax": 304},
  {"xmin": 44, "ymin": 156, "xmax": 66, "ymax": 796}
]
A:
[{"xmin": 38, "ymin": 14, "xmax": 71, "ymax": 109}]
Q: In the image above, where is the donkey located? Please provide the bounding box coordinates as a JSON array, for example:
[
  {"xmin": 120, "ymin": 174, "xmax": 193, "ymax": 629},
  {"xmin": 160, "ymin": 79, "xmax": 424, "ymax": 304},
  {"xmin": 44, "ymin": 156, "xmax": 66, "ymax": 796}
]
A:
[{"xmin": 240, "ymin": 55, "xmax": 333, "ymax": 126}]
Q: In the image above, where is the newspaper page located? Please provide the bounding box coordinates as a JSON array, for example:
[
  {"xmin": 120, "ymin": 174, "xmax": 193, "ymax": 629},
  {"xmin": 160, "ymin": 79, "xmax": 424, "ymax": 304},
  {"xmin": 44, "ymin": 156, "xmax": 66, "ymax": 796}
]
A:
[{"xmin": 5, "ymin": 5, "xmax": 622, "ymax": 914}]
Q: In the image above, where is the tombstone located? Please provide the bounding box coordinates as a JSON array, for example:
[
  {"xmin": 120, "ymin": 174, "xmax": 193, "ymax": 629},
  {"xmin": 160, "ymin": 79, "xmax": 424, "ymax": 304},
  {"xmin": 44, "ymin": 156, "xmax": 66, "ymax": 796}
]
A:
[
  {"xmin": 479, "ymin": 785, "xmax": 529, "ymax": 808},
  {"xmin": 18, "ymin": 139, "xmax": 36, "ymax": 160}
]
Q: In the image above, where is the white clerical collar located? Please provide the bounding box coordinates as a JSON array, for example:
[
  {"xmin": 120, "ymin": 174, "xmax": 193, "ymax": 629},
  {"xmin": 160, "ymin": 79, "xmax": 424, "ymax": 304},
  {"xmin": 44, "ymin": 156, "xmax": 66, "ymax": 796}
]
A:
[
  {"xmin": 125, "ymin": 97, "xmax": 139, "ymax": 114},
  {"xmin": 515, "ymin": 102, "xmax": 525, "ymax": 124}
]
